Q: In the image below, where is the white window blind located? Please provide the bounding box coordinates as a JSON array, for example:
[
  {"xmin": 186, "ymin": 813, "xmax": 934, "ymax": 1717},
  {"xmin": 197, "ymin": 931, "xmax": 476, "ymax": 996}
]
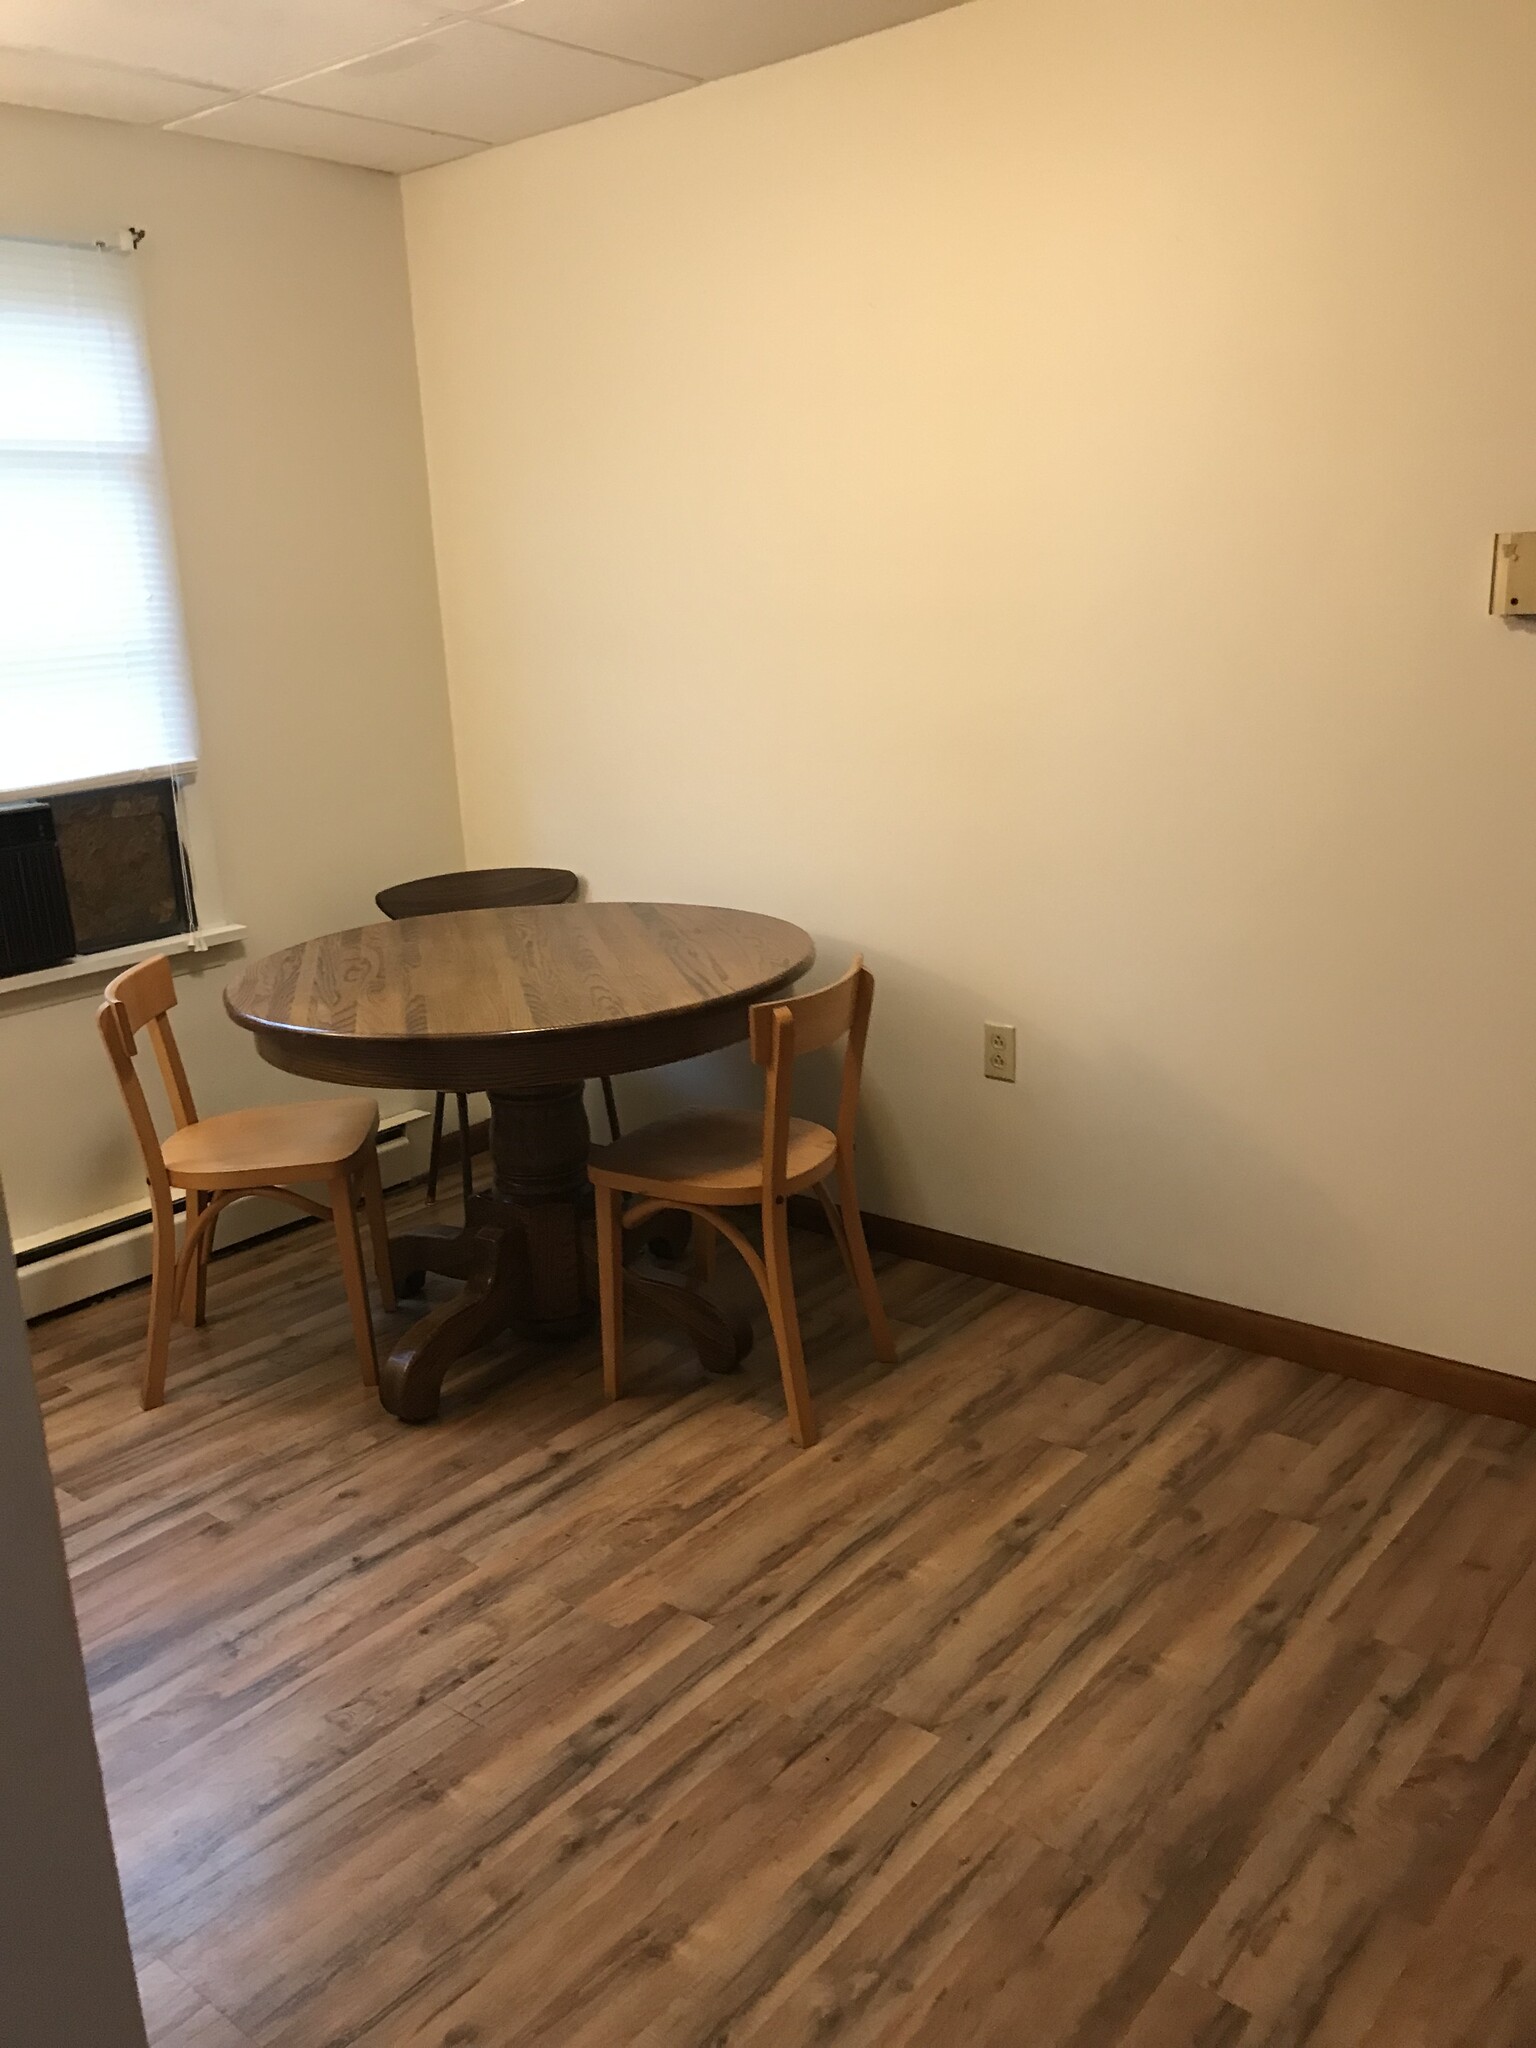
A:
[{"xmin": 0, "ymin": 235, "xmax": 196, "ymax": 801}]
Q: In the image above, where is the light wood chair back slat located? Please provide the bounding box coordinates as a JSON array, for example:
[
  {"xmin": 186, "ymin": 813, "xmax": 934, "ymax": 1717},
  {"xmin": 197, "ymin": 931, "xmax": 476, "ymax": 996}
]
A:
[
  {"xmin": 99, "ymin": 954, "xmax": 200, "ymax": 1132},
  {"xmin": 750, "ymin": 957, "xmax": 873, "ymax": 1171},
  {"xmin": 149, "ymin": 1014, "xmax": 199, "ymax": 1131},
  {"xmin": 758, "ymin": 1007, "xmax": 798, "ymax": 1193},
  {"xmin": 99, "ymin": 959, "xmax": 187, "ymax": 1183},
  {"xmin": 98, "ymin": 980, "xmax": 177, "ymax": 1215},
  {"xmin": 106, "ymin": 951, "xmax": 176, "ymax": 1035},
  {"xmin": 749, "ymin": 959, "xmax": 863, "ymax": 1062}
]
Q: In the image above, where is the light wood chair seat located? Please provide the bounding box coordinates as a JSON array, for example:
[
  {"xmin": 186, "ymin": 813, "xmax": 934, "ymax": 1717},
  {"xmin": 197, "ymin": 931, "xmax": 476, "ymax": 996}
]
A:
[
  {"xmin": 161, "ymin": 1099, "xmax": 379, "ymax": 1188},
  {"xmin": 98, "ymin": 955, "xmax": 395, "ymax": 1409},
  {"xmin": 589, "ymin": 957, "xmax": 895, "ymax": 1448},
  {"xmin": 591, "ymin": 1111, "xmax": 836, "ymax": 1204}
]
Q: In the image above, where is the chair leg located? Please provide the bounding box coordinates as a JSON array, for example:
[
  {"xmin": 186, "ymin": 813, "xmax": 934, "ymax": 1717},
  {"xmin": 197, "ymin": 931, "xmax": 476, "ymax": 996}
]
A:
[
  {"xmin": 330, "ymin": 1174, "xmax": 379, "ymax": 1389},
  {"xmin": 594, "ymin": 1184, "xmax": 625, "ymax": 1402},
  {"xmin": 181, "ymin": 1190, "xmax": 212, "ymax": 1328},
  {"xmin": 457, "ymin": 1092, "xmax": 474, "ymax": 1212},
  {"xmin": 426, "ymin": 1092, "xmax": 446, "ymax": 1202},
  {"xmin": 831, "ymin": 1161, "xmax": 897, "ymax": 1365},
  {"xmin": 142, "ymin": 1199, "xmax": 178, "ymax": 1410},
  {"xmin": 762, "ymin": 1195, "xmax": 817, "ymax": 1448},
  {"xmin": 601, "ymin": 1074, "xmax": 622, "ymax": 1142},
  {"xmin": 360, "ymin": 1145, "xmax": 396, "ymax": 1312},
  {"xmin": 813, "ymin": 1179, "xmax": 855, "ymax": 1283}
]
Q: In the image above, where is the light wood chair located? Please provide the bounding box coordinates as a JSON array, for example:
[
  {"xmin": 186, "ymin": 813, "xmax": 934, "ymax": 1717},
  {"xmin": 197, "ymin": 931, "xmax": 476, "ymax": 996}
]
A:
[
  {"xmin": 588, "ymin": 957, "xmax": 896, "ymax": 1448},
  {"xmin": 97, "ymin": 955, "xmax": 395, "ymax": 1409}
]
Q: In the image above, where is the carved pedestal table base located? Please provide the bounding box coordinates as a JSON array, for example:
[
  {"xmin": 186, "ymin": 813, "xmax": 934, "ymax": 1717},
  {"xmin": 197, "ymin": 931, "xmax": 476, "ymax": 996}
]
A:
[{"xmin": 379, "ymin": 1084, "xmax": 750, "ymax": 1421}]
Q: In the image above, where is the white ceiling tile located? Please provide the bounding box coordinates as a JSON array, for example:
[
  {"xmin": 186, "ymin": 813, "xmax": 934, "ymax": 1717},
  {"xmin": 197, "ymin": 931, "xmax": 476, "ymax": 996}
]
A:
[
  {"xmin": 166, "ymin": 94, "xmax": 483, "ymax": 173},
  {"xmin": 0, "ymin": 44, "xmax": 228, "ymax": 122},
  {"xmin": 0, "ymin": 0, "xmax": 976, "ymax": 171},
  {"xmin": 480, "ymin": 0, "xmax": 972, "ymax": 81},
  {"xmin": 275, "ymin": 18, "xmax": 693, "ymax": 147},
  {"xmin": 0, "ymin": 0, "xmax": 451, "ymax": 94}
]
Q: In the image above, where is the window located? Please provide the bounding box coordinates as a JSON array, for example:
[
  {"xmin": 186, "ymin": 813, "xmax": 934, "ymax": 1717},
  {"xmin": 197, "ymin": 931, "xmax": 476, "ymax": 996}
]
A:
[
  {"xmin": 0, "ymin": 235, "xmax": 212, "ymax": 978},
  {"xmin": 0, "ymin": 234, "xmax": 196, "ymax": 802}
]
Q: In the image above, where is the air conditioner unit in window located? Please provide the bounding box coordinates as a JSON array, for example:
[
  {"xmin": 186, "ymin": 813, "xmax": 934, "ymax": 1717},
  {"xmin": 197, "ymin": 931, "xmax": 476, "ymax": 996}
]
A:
[{"xmin": 0, "ymin": 801, "xmax": 75, "ymax": 976}]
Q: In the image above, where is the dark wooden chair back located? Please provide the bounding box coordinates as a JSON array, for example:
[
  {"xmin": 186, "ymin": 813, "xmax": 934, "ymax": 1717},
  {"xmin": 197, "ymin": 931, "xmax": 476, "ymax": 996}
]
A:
[{"xmin": 374, "ymin": 867, "xmax": 578, "ymax": 920}]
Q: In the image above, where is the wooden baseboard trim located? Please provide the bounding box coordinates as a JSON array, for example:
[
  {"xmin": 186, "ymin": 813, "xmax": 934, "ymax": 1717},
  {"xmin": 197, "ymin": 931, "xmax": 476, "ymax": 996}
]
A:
[
  {"xmin": 793, "ymin": 1202, "xmax": 1536, "ymax": 1427},
  {"xmin": 432, "ymin": 1133, "xmax": 1536, "ymax": 1427}
]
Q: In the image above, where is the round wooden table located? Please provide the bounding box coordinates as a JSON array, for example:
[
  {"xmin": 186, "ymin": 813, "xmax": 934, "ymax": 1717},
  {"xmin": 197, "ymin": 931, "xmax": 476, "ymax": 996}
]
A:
[{"xmin": 224, "ymin": 902, "xmax": 815, "ymax": 1420}]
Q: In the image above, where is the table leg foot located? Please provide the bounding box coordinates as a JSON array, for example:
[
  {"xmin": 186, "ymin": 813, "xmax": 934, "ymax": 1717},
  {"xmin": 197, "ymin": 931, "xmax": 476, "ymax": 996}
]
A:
[
  {"xmin": 622, "ymin": 1262, "xmax": 754, "ymax": 1376},
  {"xmin": 379, "ymin": 1226, "xmax": 523, "ymax": 1422},
  {"xmin": 390, "ymin": 1225, "xmax": 482, "ymax": 1295}
]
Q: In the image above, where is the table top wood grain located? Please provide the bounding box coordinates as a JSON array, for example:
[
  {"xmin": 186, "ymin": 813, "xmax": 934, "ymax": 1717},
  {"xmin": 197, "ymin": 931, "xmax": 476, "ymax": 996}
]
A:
[{"xmin": 224, "ymin": 902, "xmax": 817, "ymax": 1094}]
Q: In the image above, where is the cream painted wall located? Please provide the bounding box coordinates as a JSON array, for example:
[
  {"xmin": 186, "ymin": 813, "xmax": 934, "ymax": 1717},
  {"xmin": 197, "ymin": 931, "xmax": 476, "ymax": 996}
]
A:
[
  {"xmin": 0, "ymin": 108, "xmax": 463, "ymax": 1245},
  {"xmin": 403, "ymin": 0, "xmax": 1536, "ymax": 1375}
]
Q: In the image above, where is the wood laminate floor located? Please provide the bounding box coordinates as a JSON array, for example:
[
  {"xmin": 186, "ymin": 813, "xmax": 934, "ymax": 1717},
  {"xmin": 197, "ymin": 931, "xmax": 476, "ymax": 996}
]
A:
[{"xmin": 28, "ymin": 1181, "xmax": 1536, "ymax": 2047}]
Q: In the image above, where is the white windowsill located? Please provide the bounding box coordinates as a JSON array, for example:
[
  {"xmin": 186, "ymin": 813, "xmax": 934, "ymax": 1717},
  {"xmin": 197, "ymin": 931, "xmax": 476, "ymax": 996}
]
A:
[{"xmin": 0, "ymin": 921, "xmax": 247, "ymax": 1000}]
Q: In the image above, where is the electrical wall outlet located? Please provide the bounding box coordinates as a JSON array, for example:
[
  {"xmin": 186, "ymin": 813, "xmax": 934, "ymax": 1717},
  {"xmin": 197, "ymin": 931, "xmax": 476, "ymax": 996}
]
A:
[
  {"xmin": 984, "ymin": 1021, "xmax": 1016, "ymax": 1082},
  {"xmin": 1491, "ymin": 532, "xmax": 1536, "ymax": 615}
]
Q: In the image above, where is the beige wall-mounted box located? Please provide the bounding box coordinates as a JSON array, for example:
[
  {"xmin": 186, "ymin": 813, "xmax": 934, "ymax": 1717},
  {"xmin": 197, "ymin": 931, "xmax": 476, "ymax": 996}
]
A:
[{"xmin": 1490, "ymin": 533, "xmax": 1536, "ymax": 614}]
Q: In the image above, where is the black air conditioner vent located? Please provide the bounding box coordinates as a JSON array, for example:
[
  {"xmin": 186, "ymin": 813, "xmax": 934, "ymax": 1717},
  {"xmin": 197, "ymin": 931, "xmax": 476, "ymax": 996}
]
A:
[{"xmin": 0, "ymin": 801, "xmax": 76, "ymax": 976}]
